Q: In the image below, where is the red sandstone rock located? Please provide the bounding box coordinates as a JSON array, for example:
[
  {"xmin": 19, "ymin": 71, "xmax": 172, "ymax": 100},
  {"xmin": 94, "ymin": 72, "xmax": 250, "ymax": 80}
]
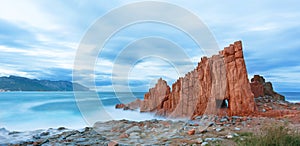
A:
[
  {"xmin": 120, "ymin": 41, "xmax": 257, "ymax": 118},
  {"xmin": 149, "ymin": 41, "xmax": 255, "ymax": 117},
  {"xmin": 116, "ymin": 99, "xmax": 141, "ymax": 110},
  {"xmin": 250, "ymin": 75, "xmax": 285, "ymax": 100},
  {"xmin": 126, "ymin": 99, "xmax": 141, "ymax": 110},
  {"xmin": 140, "ymin": 78, "xmax": 170, "ymax": 113},
  {"xmin": 187, "ymin": 129, "xmax": 195, "ymax": 135},
  {"xmin": 250, "ymin": 81, "xmax": 264, "ymax": 98}
]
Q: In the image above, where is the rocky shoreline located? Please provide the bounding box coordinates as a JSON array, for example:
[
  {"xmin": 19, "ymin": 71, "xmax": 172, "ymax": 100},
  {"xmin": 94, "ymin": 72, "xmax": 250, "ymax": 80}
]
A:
[
  {"xmin": 4, "ymin": 98, "xmax": 299, "ymax": 146},
  {"xmin": 4, "ymin": 117, "xmax": 299, "ymax": 145}
]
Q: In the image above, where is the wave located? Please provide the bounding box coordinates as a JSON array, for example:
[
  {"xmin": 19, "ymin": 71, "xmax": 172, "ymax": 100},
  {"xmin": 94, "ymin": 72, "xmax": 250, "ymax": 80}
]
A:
[
  {"xmin": 0, "ymin": 127, "xmax": 75, "ymax": 144},
  {"xmin": 101, "ymin": 106, "xmax": 165, "ymax": 122}
]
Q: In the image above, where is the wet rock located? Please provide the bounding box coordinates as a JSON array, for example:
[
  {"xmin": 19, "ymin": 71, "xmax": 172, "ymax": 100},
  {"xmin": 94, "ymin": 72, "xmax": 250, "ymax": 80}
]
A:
[
  {"xmin": 150, "ymin": 119, "xmax": 159, "ymax": 123},
  {"xmin": 201, "ymin": 142, "xmax": 209, "ymax": 146},
  {"xmin": 32, "ymin": 135, "xmax": 41, "ymax": 139},
  {"xmin": 40, "ymin": 131, "xmax": 49, "ymax": 136},
  {"xmin": 8, "ymin": 131, "xmax": 21, "ymax": 135},
  {"xmin": 58, "ymin": 127, "xmax": 66, "ymax": 130},
  {"xmin": 115, "ymin": 103, "xmax": 125, "ymax": 109}
]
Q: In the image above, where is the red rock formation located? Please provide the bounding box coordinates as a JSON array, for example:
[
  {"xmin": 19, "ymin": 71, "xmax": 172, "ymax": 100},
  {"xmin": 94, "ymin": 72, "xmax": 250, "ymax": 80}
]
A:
[
  {"xmin": 250, "ymin": 75, "xmax": 265, "ymax": 98},
  {"xmin": 136, "ymin": 41, "xmax": 256, "ymax": 118},
  {"xmin": 220, "ymin": 41, "xmax": 256, "ymax": 116},
  {"xmin": 115, "ymin": 103, "xmax": 125, "ymax": 109},
  {"xmin": 250, "ymin": 83, "xmax": 264, "ymax": 98},
  {"xmin": 250, "ymin": 75, "xmax": 285, "ymax": 100},
  {"xmin": 116, "ymin": 99, "xmax": 141, "ymax": 110},
  {"xmin": 140, "ymin": 78, "xmax": 170, "ymax": 112}
]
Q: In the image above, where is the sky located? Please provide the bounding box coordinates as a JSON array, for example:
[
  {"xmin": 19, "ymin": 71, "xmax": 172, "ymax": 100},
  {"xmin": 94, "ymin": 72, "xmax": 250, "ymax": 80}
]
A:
[{"xmin": 0, "ymin": 0, "xmax": 300, "ymax": 92}]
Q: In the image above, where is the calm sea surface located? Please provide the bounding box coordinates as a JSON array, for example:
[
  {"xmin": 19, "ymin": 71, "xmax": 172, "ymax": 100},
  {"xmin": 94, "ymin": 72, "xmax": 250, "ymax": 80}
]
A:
[
  {"xmin": 0, "ymin": 91, "xmax": 298, "ymax": 131},
  {"xmin": 0, "ymin": 92, "xmax": 159, "ymax": 131}
]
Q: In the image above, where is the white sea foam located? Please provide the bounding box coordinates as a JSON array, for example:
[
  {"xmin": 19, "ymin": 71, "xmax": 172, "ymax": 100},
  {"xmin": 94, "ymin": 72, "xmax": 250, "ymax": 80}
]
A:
[
  {"xmin": 1, "ymin": 104, "xmax": 162, "ymax": 131},
  {"xmin": 104, "ymin": 106, "xmax": 165, "ymax": 121},
  {"xmin": 0, "ymin": 127, "xmax": 73, "ymax": 144}
]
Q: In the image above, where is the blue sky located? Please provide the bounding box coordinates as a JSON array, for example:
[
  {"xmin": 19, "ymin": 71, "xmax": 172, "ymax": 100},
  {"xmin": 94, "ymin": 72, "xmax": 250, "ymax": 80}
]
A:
[{"xmin": 0, "ymin": 0, "xmax": 300, "ymax": 92}]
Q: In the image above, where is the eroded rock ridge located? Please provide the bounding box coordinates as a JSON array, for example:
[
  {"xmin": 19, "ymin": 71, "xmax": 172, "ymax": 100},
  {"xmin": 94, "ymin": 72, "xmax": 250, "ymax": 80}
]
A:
[{"xmin": 118, "ymin": 41, "xmax": 258, "ymax": 118}]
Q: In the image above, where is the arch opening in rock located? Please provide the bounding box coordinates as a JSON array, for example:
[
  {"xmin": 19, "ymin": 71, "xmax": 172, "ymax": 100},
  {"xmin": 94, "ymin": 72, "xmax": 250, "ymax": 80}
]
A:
[{"xmin": 216, "ymin": 99, "xmax": 229, "ymax": 109}]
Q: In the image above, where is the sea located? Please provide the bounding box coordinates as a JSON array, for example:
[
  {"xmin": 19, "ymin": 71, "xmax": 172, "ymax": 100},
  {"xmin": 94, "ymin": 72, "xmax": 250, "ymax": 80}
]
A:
[
  {"xmin": 0, "ymin": 92, "xmax": 299, "ymax": 131},
  {"xmin": 0, "ymin": 92, "xmax": 161, "ymax": 132}
]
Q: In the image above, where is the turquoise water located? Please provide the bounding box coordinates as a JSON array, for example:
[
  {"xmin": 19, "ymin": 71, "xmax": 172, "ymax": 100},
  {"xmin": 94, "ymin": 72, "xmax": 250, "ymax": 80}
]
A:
[
  {"xmin": 0, "ymin": 92, "xmax": 298, "ymax": 131},
  {"xmin": 0, "ymin": 92, "xmax": 154, "ymax": 131}
]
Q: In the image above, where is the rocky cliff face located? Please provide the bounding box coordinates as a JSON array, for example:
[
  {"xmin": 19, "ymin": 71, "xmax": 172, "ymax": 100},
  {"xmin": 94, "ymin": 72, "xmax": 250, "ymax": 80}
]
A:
[
  {"xmin": 135, "ymin": 41, "xmax": 256, "ymax": 118},
  {"xmin": 250, "ymin": 75, "xmax": 285, "ymax": 100}
]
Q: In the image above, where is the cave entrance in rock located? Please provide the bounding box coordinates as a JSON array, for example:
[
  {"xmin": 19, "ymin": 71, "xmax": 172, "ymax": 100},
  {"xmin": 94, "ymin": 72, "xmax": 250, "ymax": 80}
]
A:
[{"xmin": 216, "ymin": 99, "xmax": 229, "ymax": 109}]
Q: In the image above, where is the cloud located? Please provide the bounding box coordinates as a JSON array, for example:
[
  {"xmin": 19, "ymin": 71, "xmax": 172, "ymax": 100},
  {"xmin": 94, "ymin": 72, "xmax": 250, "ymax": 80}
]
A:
[
  {"xmin": 249, "ymin": 65, "xmax": 300, "ymax": 91},
  {"xmin": 1, "ymin": 0, "xmax": 300, "ymax": 92},
  {"xmin": 0, "ymin": 19, "xmax": 37, "ymax": 48},
  {"xmin": 0, "ymin": 1, "xmax": 61, "ymax": 31}
]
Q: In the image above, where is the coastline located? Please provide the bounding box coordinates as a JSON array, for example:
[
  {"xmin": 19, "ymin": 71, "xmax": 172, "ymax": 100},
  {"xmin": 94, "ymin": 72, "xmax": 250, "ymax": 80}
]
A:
[
  {"xmin": 2, "ymin": 98, "xmax": 300, "ymax": 145},
  {"xmin": 1, "ymin": 90, "xmax": 299, "ymax": 145},
  {"xmin": 3, "ymin": 115, "xmax": 299, "ymax": 145}
]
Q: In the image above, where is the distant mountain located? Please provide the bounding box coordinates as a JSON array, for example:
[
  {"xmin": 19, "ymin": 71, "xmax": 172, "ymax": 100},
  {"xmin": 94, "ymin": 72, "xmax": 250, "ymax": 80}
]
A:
[{"xmin": 0, "ymin": 75, "xmax": 89, "ymax": 91}]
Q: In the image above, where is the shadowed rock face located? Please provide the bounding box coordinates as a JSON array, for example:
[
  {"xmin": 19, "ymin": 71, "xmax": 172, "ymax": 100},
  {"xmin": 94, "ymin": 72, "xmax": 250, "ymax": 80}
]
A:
[
  {"xmin": 250, "ymin": 75, "xmax": 285, "ymax": 101},
  {"xmin": 137, "ymin": 41, "xmax": 256, "ymax": 118}
]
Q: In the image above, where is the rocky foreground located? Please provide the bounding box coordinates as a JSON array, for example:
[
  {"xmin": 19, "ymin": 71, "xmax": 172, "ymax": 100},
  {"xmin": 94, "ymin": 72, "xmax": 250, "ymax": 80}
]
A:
[{"xmin": 4, "ymin": 98, "xmax": 299, "ymax": 146}]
